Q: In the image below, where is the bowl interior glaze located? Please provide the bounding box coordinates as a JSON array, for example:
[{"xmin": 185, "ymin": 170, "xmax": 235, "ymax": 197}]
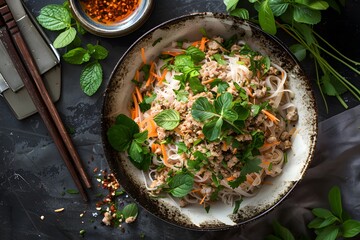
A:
[{"xmin": 101, "ymin": 12, "xmax": 317, "ymax": 230}]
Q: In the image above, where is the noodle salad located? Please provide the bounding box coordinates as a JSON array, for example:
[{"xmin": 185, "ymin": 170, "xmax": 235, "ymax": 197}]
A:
[{"xmin": 107, "ymin": 35, "xmax": 298, "ymax": 212}]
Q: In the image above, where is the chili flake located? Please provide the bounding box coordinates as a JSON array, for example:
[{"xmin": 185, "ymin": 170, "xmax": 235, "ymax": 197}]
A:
[{"xmin": 80, "ymin": 0, "xmax": 141, "ymax": 25}]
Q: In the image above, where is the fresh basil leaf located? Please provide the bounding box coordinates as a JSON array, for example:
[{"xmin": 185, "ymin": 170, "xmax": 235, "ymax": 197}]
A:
[
  {"xmin": 80, "ymin": 61, "xmax": 103, "ymax": 96},
  {"xmin": 290, "ymin": 43, "xmax": 307, "ymax": 61},
  {"xmin": 272, "ymin": 221, "xmax": 295, "ymax": 240},
  {"xmin": 328, "ymin": 186, "xmax": 342, "ymax": 219},
  {"xmin": 186, "ymin": 46, "xmax": 205, "ymax": 63},
  {"xmin": 122, "ymin": 203, "xmax": 138, "ymax": 222},
  {"xmin": 37, "ymin": 4, "xmax": 71, "ymax": 31},
  {"xmin": 203, "ymin": 117, "xmax": 223, "ymax": 141},
  {"xmin": 76, "ymin": 21, "xmax": 87, "ymax": 35},
  {"xmin": 269, "ymin": 0, "xmax": 289, "ymax": 16},
  {"xmin": 53, "ymin": 27, "xmax": 77, "ymax": 48},
  {"xmin": 107, "ymin": 125, "xmax": 133, "ymax": 152},
  {"xmin": 191, "ymin": 97, "xmax": 217, "ymax": 122},
  {"xmin": 307, "ymin": 216, "xmax": 338, "ymax": 229},
  {"xmin": 293, "ymin": 6, "xmax": 321, "ymax": 24},
  {"xmin": 259, "ymin": 0, "xmax": 277, "ymax": 35},
  {"xmin": 230, "ymin": 8, "xmax": 249, "ymax": 19},
  {"xmin": 342, "ymin": 219, "xmax": 360, "ymax": 238},
  {"xmin": 154, "ymin": 109, "xmax": 180, "ymax": 130},
  {"xmin": 168, "ymin": 173, "xmax": 194, "ymax": 198},
  {"xmin": 62, "ymin": 47, "xmax": 90, "ymax": 65},
  {"xmin": 115, "ymin": 114, "xmax": 139, "ymax": 136},
  {"xmin": 87, "ymin": 44, "xmax": 109, "ymax": 60}
]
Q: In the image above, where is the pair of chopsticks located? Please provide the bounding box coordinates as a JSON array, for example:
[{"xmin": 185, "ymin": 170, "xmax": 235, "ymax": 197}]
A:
[{"xmin": 0, "ymin": 0, "xmax": 91, "ymax": 201}]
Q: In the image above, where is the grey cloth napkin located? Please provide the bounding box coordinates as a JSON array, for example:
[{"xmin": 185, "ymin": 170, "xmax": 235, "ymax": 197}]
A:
[{"xmin": 199, "ymin": 105, "xmax": 360, "ymax": 239}]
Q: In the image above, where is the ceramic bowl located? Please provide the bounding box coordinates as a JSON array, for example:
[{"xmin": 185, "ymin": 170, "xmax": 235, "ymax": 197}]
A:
[
  {"xmin": 101, "ymin": 12, "xmax": 318, "ymax": 230},
  {"xmin": 69, "ymin": 0, "xmax": 153, "ymax": 38}
]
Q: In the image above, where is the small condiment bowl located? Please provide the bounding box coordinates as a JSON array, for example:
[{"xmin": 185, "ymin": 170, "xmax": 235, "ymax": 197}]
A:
[{"xmin": 69, "ymin": 0, "xmax": 153, "ymax": 38}]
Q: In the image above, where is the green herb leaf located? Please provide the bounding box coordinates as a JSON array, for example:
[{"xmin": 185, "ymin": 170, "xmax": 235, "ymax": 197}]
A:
[
  {"xmin": 272, "ymin": 221, "xmax": 295, "ymax": 240},
  {"xmin": 168, "ymin": 173, "xmax": 194, "ymax": 198},
  {"xmin": 154, "ymin": 109, "xmax": 180, "ymax": 130},
  {"xmin": 214, "ymin": 92, "xmax": 233, "ymax": 114},
  {"xmin": 290, "ymin": 44, "xmax": 307, "ymax": 61},
  {"xmin": 115, "ymin": 114, "xmax": 140, "ymax": 135},
  {"xmin": 62, "ymin": 47, "xmax": 90, "ymax": 64},
  {"xmin": 87, "ymin": 44, "xmax": 109, "ymax": 60},
  {"xmin": 315, "ymin": 225, "xmax": 339, "ymax": 240},
  {"xmin": 53, "ymin": 27, "xmax": 77, "ymax": 48},
  {"xmin": 80, "ymin": 61, "xmax": 103, "ymax": 96},
  {"xmin": 328, "ymin": 186, "xmax": 342, "ymax": 219},
  {"xmin": 259, "ymin": 0, "xmax": 277, "ymax": 35},
  {"xmin": 230, "ymin": 8, "xmax": 250, "ymax": 19},
  {"xmin": 175, "ymin": 142, "xmax": 188, "ymax": 154},
  {"xmin": 186, "ymin": 46, "xmax": 205, "ymax": 63},
  {"xmin": 269, "ymin": 0, "xmax": 289, "ymax": 16},
  {"xmin": 66, "ymin": 189, "xmax": 79, "ymax": 194},
  {"xmin": 233, "ymin": 199, "xmax": 243, "ymax": 214},
  {"xmin": 174, "ymin": 89, "xmax": 189, "ymax": 102},
  {"xmin": 295, "ymin": 0, "xmax": 329, "ymax": 10},
  {"xmin": 122, "ymin": 203, "xmax": 138, "ymax": 223},
  {"xmin": 307, "ymin": 216, "xmax": 338, "ymax": 229},
  {"xmin": 189, "ymin": 77, "xmax": 206, "ymax": 94},
  {"xmin": 203, "ymin": 117, "xmax": 223, "ymax": 141},
  {"xmin": 224, "ymin": 0, "xmax": 240, "ymax": 11},
  {"xmin": 293, "ymin": 6, "xmax": 321, "ymax": 24},
  {"xmin": 342, "ymin": 219, "xmax": 360, "ymax": 238},
  {"xmin": 37, "ymin": 4, "xmax": 71, "ymax": 31},
  {"xmin": 129, "ymin": 141, "xmax": 143, "ymax": 163},
  {"xmin": 191, "ymin": 97, "xmax": 217, "ymax": 122},
  {"xmin": 312, "ymin": 208, "xmax": 336, "ymax": 219},
  {"xmin": 107, "ymin": 125, "xmax": 133, "ymax": 151},
  {"xmin": 134, "ymin": 130, "xmax": 148, "ymax": 144},
  {"xmin": 139, "ymin": 93, "xmax": 157, "ymax": 112}
]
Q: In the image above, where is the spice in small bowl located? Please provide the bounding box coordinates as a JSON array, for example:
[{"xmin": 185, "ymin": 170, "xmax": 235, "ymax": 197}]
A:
[{"xmin": 69, "ymin": 0, "xmax": 153, "ymax": 38}]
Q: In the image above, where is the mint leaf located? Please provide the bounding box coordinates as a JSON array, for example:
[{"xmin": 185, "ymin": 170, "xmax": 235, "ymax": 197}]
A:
[
  {"xmin": 224, "ymin": 0, "xmax": 240, "ymax": 11},
  {"xmin": 53, "ymin": 27, "xmax": 76, "ymax": 48},
  {"xmin": 269, "ymin": 0, "xmax": 289, "ymax": 16},
  {"xmin": 168, "ymin": 173, "xmax": 194, "ymax": 198},
  {"xmin": 295, "ymin": 0, "xmax": 329, "ymax": 10},
  {"xmin": 175, "ymin": 142, "xmax": 188, "ymax": 154},
  {"xmin": 115, "ymin": 114, "xmax": 139, "ymax": 135},
  {"xmin": 139, "ymin": 93, "xmax": 157, "ymax": 112},
  {"xmin": 175, "ymin": 89, "xmax": 189, "ymax": 102},
  {"xmin": 80, "ymin": 61, "xmax": 103, "ymax": 96},
  {"xmin": 312, "ymin": 208, "xmax": 337, "ymax": 219},
  {"xmin": 307, "ymin": 216, "xmax": 338, "ymax": 229},
  {"xmin": 129, "ymin": 141, "xmax": 143, "ymax": 163},
  {"xmin": 213, "ymin": 54, "xmax": 227, "ymax": 65},
  {"xmin": 189, "ymin": 77, "xmax": 206, "ymax": 94},
  {"xmin": 233, "ymin": 199, "xmax": 243, "ymax": 214},
  {"xmin": 134, "ymin": 131, "xmax": 148, "ymax": 144},
  {"xmin": 191, "ymin": 97, "xmax": 217, "ymax": 121},
  {"xmin": 214, "ymin": 92, "xmax": 233, "ymax": 114},
  {"xmin": 315, "ymin": 225, "xmax": 339, "ymax": 240},
  {"xmin": 259, "ymin": 0, "xmax": 277, "ymax": 35},
  {"xmin": 62, "ymin": 47, "xmax": 90, "ymax": 64},
  {"xmin": 186, "ymin": 46, "xmax": 205, "ymax": 63},
  {"xmin": 107, "ymin": 125, "xmax": 133, "ymax": 151},
  {"xmin": 203, "ymin": 117, "xmax": 223, "ymax": 141},
  {"xmin": 154, "ymin": 109, "xmax": 180, "ymax": 130},
  {"xmin": 122, "ymin": 203, "xmax": 138, "ymax": 223},
  {"xmin": 87, "ymin": 44, "xmax": 109, "ymax": 60},
  {"xmin": 37, "ymin": 4, "xmax": 71, "ymax": 31},
  {"xmin": 230, "ymin": 8, "xmax": 249, "ymax": 19}
]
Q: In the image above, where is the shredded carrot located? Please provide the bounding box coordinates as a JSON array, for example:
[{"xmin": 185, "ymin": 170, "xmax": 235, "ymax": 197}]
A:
[
  {"xmin": 222, "ymin": 141, "xmax": 228, "ymax": 151},
  {"xmin": 199, "ymin": 194, "xmax": 207, "ymax": 205},
  {"xmin": 151, "ymin": 72, "xmax": 161, "ymax": 79},
  {"xmin": 134, "ymin": 70, "xmax": 140, "ymax": 81},
  {"xmin": 161, "ymin": 51, "xmax": 184, "ymax": 56},
  {"xmin": 158, "ymin": 69, "xmax": 168, "ymax": 85},
  {"xmin": 141, "ymin": 47, "xmax": 146, "ymax": 64},
  {"xmin": 261, "ymin": 109, "xmax": 280, "ymax": 124},
  {"xmin": 151, "ymin": 143, "xmax": 160, "ymax": 153},
  {"xmin": 202, "ymin": 78, "xmax": 215, "ymax": 85},
  {"xmin": 226, "ymin": 176, "xmax": 236, "ymax": 182},
  {"xmin": 191, "ymin": 188, "xmax": 201, "ymax": 193},
  {"xmin": 191, "ymin": 40, "xmax": 201, "ymax": 47},
  {"xmin": 131, "ymin": 93, "xmax": 139, "ymax": 120},
  {"xmin": 145, "ymin": 61, "xmax": 155, "ymax": 87},
  {"xmin": 199, "ymin": 37, "xmax": 208, "ymax": 52},
  {"xmin": 246, "ymin": 175, "xmax": 254, "ymax": 184},
  {"xmin": 260, "ymin": 141, "xmax": 281, "ymax": 150},
  {"xmin": 135, "ymin": 86, "xmax": 143, "ymax": 102},
  {"xmin": 160, "ymin": 143, "xmax": 169, "ymax": 165},
  {"xmin": 246, "ymin": 87, "xmax": 254, "ymax": 98},
  {"xmin": 139, "ymin": 117, "xmax": 158, "ymax": 138}
]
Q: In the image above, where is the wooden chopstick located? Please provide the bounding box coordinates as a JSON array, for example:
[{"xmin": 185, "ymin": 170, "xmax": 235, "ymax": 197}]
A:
[{"xmin": 0, "ymin": 1, "xmax": 91, "ymax": 200}]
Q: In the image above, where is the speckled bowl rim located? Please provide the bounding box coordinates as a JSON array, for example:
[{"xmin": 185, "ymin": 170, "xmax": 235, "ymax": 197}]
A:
[{"xmin": 101, "ymin": 12, "xmax": 318, "ymax": 231}]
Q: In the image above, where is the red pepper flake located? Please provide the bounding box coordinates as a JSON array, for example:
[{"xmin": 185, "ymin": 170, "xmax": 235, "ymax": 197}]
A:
[{"xmin": 80, "ymin": 0, "xmax": 140, "ymax": 25}]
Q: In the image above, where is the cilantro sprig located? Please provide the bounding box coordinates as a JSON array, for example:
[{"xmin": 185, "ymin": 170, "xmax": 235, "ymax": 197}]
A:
[
  {"xmin": 107, "ymin": 114, "xmax": 151, "ymax": 170},
  {"xmin": 224, "ymin": 0, "xmax": 360, "ymax": 111},
  {"xmin": 36, "ymin": 2, "xmax": 108, "ymax": 96}
]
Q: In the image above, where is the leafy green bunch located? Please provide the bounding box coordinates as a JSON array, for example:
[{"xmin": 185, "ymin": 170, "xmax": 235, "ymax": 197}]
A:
[
  {"xmin": 107, "ymin": 114, "xmax": 151, "ymax": 170},
  {"xmin": 266, "ymin": 186, "xmax": 360, "ymax": 240},
  {"xmin": 224, "ymin": 0, "xmax": 360, "ymax": 111},
  {"xmin": 36, "ymin": 2, "xmax": 108, "ymax": 96}
]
